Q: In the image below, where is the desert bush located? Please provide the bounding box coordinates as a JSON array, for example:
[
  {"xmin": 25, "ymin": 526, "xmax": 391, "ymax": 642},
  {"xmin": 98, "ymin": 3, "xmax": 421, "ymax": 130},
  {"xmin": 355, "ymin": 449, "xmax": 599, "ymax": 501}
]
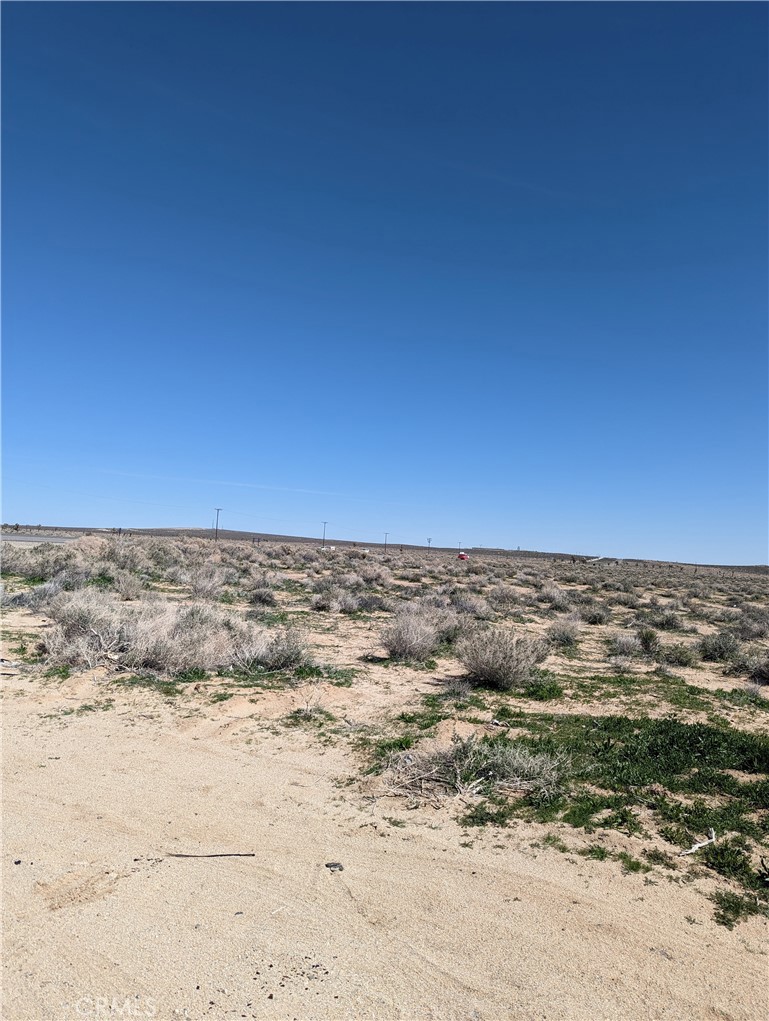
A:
[
  {"xmin": 189, "ymin": 565, "xmax": 227, "ymax": 599},
  {"xmin": 311, "ymin": 586, "xmax": 361, "ymax": 613},
  {"xmin": 44, "ymin": 589, "xmax": 124, "ymax": 667},
  {"xmin": 657, "ymin": 643, "xmax": 698, "ymax": 667},
  {"xmin": 381, "ymin": 610, "xmax": 438, "ymax": 662},
  {"xmin": 121, "ymin": 602, "xmax": 240, "ymax": 674},
  {"xmin": 249, "ymin": 586, "xmax": 278, "ymax": 607},
  {"xmin": 359, "ymin": 564, "xmax": 393, "ymax": 587},
  {"xmin": 113, "ymin": 570, "xmax": 144, "ymax": 601},
  {"xmin": 380, "ymin": 601, "xmax": 461, "ymax": 662},
  {"xmin": 232, "ymin": 626, "xmax": 307, "ymax": 673},
  {"xmin": 450, "ymin": 592, "xmax": 493, "ymax": 619},
  {"xmin": 610, "ymin": 656, "xmax": 634, "ymax": 675},
  {"xmin": 458, "ymin": 628, "xmax": 548, "ymax": 690},
  {"xmin": 733, "ymin": 607, "xmax": 769, "ymax": 641},
  {"xmin": 699, "ymin": 630, "xmax": 742, "ymax": 663},
  {"xmin": 388, "ymin": 735, "xmax": 570, "ymax": 804},
  {"xmin": 747, "ymin": 655, "xmax": 769, "ymax": 684},
  {"xmin": 2, "ymin": 577, "xmax": 65, "ymax": 611},
  {"xmin": 637, "ymin": 627, "xmax": 660, "ymax": 655},
  {"xmin": 647, "ymin": 608, "xmax": 684, "ymax": 631},
  {"xmin": 42, "ymin": 589, "xmax": 305, "ymax": 676},
  {"xmin": 1, "ymin": 542, "xmax": 76, "ymax": 581},
  {"xmin": 539, "ymin": 582, "xmax": 571, "ymax": 612},
  {"xmin": 487, "ymin": 585, "xmax": 520, "ymax": 612},
  {"xmin": 357, "ymin": 592, "xmax": 393, "ymax": 612},
  {"xmin": 546, "ymin": 616, "xmax": 581, "ymax": 649},
  {"xmin": 727, "ymin": 648, "xmax": 769, "ymax": 684},
  {"xmin": 608, "ymin": 633, "xmax": 643, "ymax": 658},
  {"xmin": 580, "ymin": 604, "xmax": 611, "ymax": 626}
]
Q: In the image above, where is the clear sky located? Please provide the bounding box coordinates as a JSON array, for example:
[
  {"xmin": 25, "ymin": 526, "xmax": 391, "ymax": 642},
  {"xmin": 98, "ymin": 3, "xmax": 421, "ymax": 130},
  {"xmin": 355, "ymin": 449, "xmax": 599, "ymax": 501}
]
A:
[{"xmin": 3, "ymin": 2, "xmax": 767, "ymax": 563}]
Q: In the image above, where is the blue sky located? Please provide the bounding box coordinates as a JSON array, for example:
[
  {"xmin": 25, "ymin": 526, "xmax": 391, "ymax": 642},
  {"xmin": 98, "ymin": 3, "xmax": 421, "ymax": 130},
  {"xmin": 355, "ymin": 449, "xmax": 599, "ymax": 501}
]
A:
[{"xmin": 3, "ymin": 2, "xmax": 767, "ymax": 563}]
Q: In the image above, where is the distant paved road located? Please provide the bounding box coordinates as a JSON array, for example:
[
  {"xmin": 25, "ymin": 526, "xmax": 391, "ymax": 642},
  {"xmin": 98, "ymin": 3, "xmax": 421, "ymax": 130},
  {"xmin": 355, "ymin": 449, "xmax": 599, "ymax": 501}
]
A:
[{"xmin": 1, "ymin": 534, "xmax": 78, "ymax": 545}]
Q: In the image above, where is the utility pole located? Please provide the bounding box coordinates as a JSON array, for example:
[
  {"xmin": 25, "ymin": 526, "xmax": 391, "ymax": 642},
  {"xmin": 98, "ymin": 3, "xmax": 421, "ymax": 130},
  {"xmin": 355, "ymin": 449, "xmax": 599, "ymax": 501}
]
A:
[
  {"xmin": 322, "ymin": 521, "xmax": 328, "ymax": 549},
  {"xmin": 384, "ymin": 532, "xmax": 389, "ymax": 553},
  {"xmin": 214, "ymin": 508, "xmax": 222, "ymax": 542},
  {"xmin": 427, "ymin": 537, "xmax": 432, "ymax": 553}
]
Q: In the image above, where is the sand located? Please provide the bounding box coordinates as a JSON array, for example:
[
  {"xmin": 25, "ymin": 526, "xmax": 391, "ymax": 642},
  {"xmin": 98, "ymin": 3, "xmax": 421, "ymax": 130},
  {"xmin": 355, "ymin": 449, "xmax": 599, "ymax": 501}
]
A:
[
  {"xmin": 3, "ymin": 664, "xmax": 766, "ymax": 1021},
  {"xmin": 2, "ymin": 540, "xmax": 768, "ymax": 1021}
]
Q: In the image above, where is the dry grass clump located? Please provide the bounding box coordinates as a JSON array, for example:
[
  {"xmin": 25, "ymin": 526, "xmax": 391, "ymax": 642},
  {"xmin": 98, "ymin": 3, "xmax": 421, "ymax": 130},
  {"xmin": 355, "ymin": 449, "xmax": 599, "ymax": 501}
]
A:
[
  {"xmin": 380, "ymin": 600, "xmax": 461, "ymax": 662},
  {"xmin": 457, "ymin": 628, "xmax": 548, "ymax": 690},
  {"xmin": 388, "ymin": 735, "xmax": 569, "ymax": 804}
]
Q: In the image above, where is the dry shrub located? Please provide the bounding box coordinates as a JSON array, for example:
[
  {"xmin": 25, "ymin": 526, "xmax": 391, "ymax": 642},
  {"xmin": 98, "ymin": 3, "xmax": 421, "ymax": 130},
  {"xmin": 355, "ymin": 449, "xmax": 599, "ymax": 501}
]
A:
[
  {"xmin": 699, "ymin": 630, "xmax": 742, "ymax": 662},
  {"xmin": 733, "ymin": 606, "xmax": 769, "ymax": 641},
  {"xmin": 231, "ymin": 626, "xmax": 307, "ymax": 673},
  {"xmin": 380, "ymin": 600, "xmax": 461, "ymax": 661},
  {"xmin": 311, "ymin": 587, "xmax": 361, "ymax": 613},
  {"xmin": 1, "ymin": 542, "xmax": 76, "ymax": 580},
  {"xmin": 389, "ymin": 736, "xmax": 569, "ymax": 804},
  {"xmin": 488, "ymin": 585, "xmax": 520, "ymax": 612},
  {"xmin": 45, "ymin": 589, "xmax": 124, "ymax": 667},
  {"xmin": 458, "ymin": 628, "xmax": 548, "ymax": 690},
  {"xmin": 43, "ymin": 589, "xmax": 307, "ymax": 676},
  {"xmin": 546, "ymin": 615, "xmax": 581, "ymax": 649},
  {"xmin": 2, "ymin": 577, "xmax": 65, "ymax": 611},
  {"xmin": 189, "ymin": 565, "xmax": 228, "ymax": 599},
  {"xmin": 580, "ymin": 603, "xmax": 611, "ymax": 625},
  {"xmin": 248, "ymin": 586, "xmax": 278, "ymax": 607},
  {"xmin": 609, "ymin": 632, "xmax": 643, "ymax": 658},
  {"xmin": 359, "ymin": 564, "xmax": 393, "ymax": 587},
  {"xmin": 113, "ymin": 571, "xmax": 144, "ymax": 601},
  {"xmin": 450, "ymin": 592, "xmax": 493, "ymax": 619},
  {"xmin": 539, "ymin": 582, "xmax": 571, "ymax": 612}
]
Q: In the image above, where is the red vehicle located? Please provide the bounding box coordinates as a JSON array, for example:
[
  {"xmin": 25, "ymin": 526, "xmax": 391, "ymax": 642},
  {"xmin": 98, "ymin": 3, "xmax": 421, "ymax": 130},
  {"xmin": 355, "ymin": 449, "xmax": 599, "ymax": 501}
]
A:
[{"xmin": 457, "ymin": 552, "xmax": 469, "ymax": 560}]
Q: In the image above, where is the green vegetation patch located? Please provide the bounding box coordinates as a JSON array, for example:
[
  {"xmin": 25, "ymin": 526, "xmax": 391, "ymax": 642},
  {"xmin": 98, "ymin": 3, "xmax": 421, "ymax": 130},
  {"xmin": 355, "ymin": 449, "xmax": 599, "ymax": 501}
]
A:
[
  {"xmin": 112, "ymin": 674, "xmax": 182, "ymax": 698},
  {"xmin": 571, "ymin": 671, "xmax": 712, "ymax": 712}
]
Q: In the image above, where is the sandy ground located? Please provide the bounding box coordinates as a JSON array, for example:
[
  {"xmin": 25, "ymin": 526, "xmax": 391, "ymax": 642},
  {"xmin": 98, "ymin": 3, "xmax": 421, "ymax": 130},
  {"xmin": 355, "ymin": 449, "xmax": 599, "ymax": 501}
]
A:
[
  {"xmin": 3, "ymin": 663, "xmax": 767, "ymax": 1021},
  {"xmin": 2, "ymin": 537, "xmax": 768, "ymax": 1021}
]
